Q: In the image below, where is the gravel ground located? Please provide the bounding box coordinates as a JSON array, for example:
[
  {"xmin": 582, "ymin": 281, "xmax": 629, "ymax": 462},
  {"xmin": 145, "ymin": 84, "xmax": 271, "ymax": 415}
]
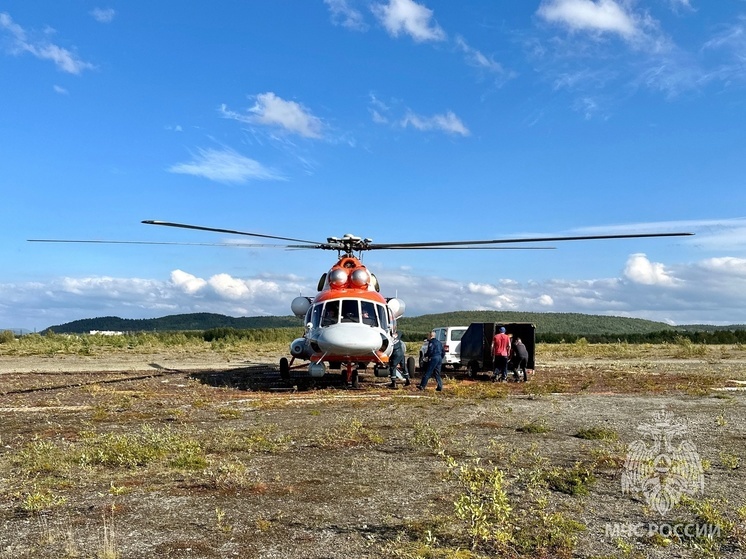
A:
[{"xmin": 0, "ymin": 352, "xmax": 745, "ymax": 558}]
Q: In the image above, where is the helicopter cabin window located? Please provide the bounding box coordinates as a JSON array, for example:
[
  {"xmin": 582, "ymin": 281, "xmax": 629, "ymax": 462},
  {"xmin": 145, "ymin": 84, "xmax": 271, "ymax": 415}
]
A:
[
  {"xmin": 361, "ymin": 301, "xmax": 378, "ymax": 326},
  {"xmin": 321, "ymin": 300, "xmax": 340, "ymax": 326},
  {"xmin": 341, "ymin": 299, "xmax": 360, "ymax": 323},
  {"xmin": 377, "ymin": 304, "xmax": 389, "ymax": 330},
  {"xmin": 310, "ymin": 304, "xmax": 322, "ymax": 328}
]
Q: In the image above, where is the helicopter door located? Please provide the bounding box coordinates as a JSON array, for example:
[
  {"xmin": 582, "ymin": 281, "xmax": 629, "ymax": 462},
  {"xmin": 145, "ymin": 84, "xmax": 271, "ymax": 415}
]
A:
[{"xmin": 341, "ymin": 299, "xmax": 360, "ymax": 323}]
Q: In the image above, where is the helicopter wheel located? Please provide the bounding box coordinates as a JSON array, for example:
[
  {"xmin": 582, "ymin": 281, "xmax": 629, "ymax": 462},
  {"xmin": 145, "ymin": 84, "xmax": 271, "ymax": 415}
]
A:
[
  {"xmin": 406, "ymin": 357, "xmax": 416, "ymax": 378},
  {"xmin": 351, "ymin": 369, "xmax": 359, "ymax": 389},
  {"xmin": 279, "ymin": 357, "xmax": 290, "ymax": 380}
]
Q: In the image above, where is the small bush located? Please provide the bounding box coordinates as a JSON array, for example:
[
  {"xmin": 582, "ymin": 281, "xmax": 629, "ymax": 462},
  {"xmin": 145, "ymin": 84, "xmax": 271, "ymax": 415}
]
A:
[
  {"xmin": 517, "ymin": 420, "xmax": 552, "ymax": 434},
  {"xmin": 0, "ymin": 330, "xmax": 15, "ymax": 344},
  {"xmin": 543, "ymin": 462, "xmax": 596, "ymax": 496},
  {"xmin": 575, "ymin": 426, "xmax": 618, "ymax": 441}
]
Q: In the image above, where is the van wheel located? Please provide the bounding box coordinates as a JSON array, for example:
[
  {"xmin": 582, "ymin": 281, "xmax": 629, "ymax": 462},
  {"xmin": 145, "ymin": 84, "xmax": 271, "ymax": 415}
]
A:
[{"xmin": 467, "ymin": 360, "xmax": 479, "ymax": 378}]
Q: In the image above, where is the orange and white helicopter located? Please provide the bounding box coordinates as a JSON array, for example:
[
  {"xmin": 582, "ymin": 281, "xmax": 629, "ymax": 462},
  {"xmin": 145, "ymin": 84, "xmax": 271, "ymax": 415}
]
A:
[{"xmin": 31, "ymin": 220, "xmax": 693, "ymax": 388}]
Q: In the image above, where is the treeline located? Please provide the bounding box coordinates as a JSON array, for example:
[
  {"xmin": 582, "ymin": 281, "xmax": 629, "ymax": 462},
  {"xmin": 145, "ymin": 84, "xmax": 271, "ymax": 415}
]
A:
[
  {"xmin": 537, "ymin": 330, "xmax": 746, "ymax": 344},
  {"xmin": 12, "ymin": 326, "xmax": 746, "ymax": 347}
]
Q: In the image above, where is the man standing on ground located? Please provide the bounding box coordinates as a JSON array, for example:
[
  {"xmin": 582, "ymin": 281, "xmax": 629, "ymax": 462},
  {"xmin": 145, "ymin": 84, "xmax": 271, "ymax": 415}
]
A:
[
  {"xmin": 419, "ymin": 331, "xmax": 444, "ymax": 392},
  {"xmin": 492, "ymin": 326, "xmax": 511, "ymax": 382},
  {"xmin": 511, "ymin": 336, "xmax": 529, "ymax": 382},
  {"xmin": 388, "ymin": 331, "xmax": 410, "ymax": 388}
]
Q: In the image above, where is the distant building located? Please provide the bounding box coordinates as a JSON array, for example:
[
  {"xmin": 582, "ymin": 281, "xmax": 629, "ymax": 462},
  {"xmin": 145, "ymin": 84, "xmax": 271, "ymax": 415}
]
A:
[{"xmin": 89, "ymin": 330, "xmax": 124, "ymax": 336}]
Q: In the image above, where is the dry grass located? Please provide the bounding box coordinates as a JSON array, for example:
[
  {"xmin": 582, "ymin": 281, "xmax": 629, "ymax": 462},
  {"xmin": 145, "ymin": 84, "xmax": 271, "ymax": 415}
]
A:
[{"xmin": 1, "ymin": 344, "xmax": 746, "ymax": 558}]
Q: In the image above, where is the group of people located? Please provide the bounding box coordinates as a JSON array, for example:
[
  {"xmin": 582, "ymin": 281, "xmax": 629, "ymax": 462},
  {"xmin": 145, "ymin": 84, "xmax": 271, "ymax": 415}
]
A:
[
  {"xmin": 387, "ymin": 329, "xmax": 444, "ymax": 391},
  {"xmin": 491, "ymin": 326, "xmax": 529, "ymax": 382},
  {"xmin": 388, "ymin": 326, "xmax": 529, "ymax": 391}
]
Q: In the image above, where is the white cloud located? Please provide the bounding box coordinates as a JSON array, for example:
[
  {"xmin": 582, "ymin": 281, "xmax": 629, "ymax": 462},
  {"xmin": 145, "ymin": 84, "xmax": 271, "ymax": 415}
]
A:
[
  {"xmin": 0, "ymin": 12, "xmax": 95, "ymax": 74},
  {"xmin": 624, "ymin": 253, "xmax": 677, "ymax": 286},
  {"xmin": 208, "ymin": 273, "xmax": 250, "ymax": 300},
  {"xmin": 455, "ymin": 35, "xmax": 505, "ymax": 75},
  {"xmin": 325, "ymin": 0, "xmax": 367, "ymax": 30},
  {"xmin": 6, "ymin": 252, "xmax": 746, "ymax": 330},
  {"xmin": 171, "ymin": 270, "xmax": 207, "ymax": 295},
  {"xmin": 537, "ymin": 0, "xmax": 639, "ymax": 40},
  {"xmin": 221, "ymin": 92, "xmax": 324, "ymax": 139},
  {"xmin": 371, "ymin": 0, "xmax": 446, "ymax": 43},
  {"xmin": 90, "ymin": 8, "xmax": 116, "ymax": 23},
  {"xmin": 401, "ymin": 110, "xmax": 470, "ymax": 136},
  {"xmin": 167, "ymin": 147, "xmax": 285, "ymax": 184}
]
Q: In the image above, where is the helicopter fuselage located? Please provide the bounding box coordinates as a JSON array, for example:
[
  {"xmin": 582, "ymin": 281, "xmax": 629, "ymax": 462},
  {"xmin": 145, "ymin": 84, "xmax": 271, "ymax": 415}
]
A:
[{"xmin": 287, "ymin": 255, "xmax": 404, "ymax": 380}]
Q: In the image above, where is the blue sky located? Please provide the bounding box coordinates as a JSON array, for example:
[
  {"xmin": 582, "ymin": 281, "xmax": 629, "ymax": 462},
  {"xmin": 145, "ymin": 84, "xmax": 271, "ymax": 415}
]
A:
[{"xmin": 2, "ymin": 0, "xmax": 746, "ymax": 331}]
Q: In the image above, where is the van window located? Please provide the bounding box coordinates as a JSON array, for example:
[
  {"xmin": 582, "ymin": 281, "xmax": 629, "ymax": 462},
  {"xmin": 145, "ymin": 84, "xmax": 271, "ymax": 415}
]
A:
[
  {"xmin": 437, "ymin": 330, "xmax": 446, "ymax": 343},
  {"xmin": 451, "ymin": 329, "xmax": 466, "ymax": 341}
]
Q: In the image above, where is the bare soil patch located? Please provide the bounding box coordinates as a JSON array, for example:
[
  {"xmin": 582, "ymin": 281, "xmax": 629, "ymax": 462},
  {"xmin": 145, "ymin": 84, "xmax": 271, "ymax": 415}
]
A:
[{"xmin": 1, "ymin": 350, "xmax": 745, "ymax": 558}]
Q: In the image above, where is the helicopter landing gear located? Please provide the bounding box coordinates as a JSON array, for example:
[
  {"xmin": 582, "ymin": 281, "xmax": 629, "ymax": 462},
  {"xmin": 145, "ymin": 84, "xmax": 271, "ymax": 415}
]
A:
[
  {"xmin": 406, "ymin": 356, "xmax": 416, "ymax": 379},
  {"xmin": 345, "ymin": 362, "xmax": 360, "ymax": 389}
]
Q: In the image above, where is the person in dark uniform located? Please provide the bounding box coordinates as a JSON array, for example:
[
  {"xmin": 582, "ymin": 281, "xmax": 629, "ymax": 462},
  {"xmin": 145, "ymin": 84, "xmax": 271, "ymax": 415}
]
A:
[
  {"xmin": 388, "ymin": 331, "xmax": 410, "ymax": 388},
  {"xmin": 418, "ymin": 331, "xmax": 444, "ymax": 392},
  {"xmin": 511, "ymin": 336, "xmax": 529, "ymax": 382}
]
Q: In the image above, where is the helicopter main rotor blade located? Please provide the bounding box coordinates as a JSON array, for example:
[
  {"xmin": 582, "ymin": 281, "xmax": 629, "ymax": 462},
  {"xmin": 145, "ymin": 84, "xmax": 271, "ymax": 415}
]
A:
[
  {"xmin": 142, "ymin": 220, "xmax": 326, "ymax": 246},
  {"xmin": 383, "ymin": 246, "xmax": 556, "ymax": 250},
  {"xmin": 368, "ymin": 231, "xmax": 693, "ymax": 250},
  {"xmin": 26, "ymin": 239, "xmax": 294, "ymax": 248}
]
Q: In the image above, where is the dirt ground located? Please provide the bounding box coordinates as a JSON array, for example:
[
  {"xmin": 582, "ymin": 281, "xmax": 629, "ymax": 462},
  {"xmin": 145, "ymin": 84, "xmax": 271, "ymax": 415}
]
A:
[{"xmin": 1, "ymin": 350, "xmax": 745, "ymax": 558}]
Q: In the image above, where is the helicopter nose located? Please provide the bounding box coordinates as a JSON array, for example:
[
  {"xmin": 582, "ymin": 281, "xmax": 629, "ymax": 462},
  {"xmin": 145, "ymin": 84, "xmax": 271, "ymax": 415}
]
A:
[{"xmin": 315, "ymin": 323, "xmax": 384, "ymax": 356}]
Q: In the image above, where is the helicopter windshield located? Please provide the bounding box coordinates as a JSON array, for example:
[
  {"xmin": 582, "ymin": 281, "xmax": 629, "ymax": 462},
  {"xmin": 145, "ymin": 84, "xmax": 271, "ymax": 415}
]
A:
[
  {"xmin": 320, "ymin": 300, "xmax": 340, "ymax": 326},
  {"xmin": 314, "ymin": 299, "xmax": 386, "ymax": 327},
  {"xmin": 341, "ymin": 299, "xmax": 360, "ymax": 323}
]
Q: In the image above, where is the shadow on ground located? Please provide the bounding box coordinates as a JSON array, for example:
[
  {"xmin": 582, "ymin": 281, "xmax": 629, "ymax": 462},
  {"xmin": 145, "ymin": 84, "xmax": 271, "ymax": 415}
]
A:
[{"xmin": 189, "ymin": 364, "xmax": 375, "ymax": 392}]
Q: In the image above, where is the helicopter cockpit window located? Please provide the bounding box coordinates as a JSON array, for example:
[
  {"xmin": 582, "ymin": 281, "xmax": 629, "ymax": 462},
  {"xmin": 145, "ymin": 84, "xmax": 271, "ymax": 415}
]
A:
[
  {"xmin": 377, "ymin": 304, "xmax": 388, "ymax": 330},
  {"xmin": 361, "ymin": 301, "xmax": 378, "ymax": 326},
  {"xmin": 341, "ymin": 299, "xmax": 360, "ymax": 323},
  {"xmin": 311, "ymin": 303, "xmax": 322, "ymax": 328},
  {"xmin": 321, "ymin": 300, "xmax": 339, "ymax": 326}
]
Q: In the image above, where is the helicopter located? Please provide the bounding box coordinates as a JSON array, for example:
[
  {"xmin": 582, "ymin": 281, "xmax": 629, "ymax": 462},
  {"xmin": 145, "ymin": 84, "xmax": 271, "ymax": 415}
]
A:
[{"xmin": 30, "ymin": 220, "xmax": 693, "ymax": 388}]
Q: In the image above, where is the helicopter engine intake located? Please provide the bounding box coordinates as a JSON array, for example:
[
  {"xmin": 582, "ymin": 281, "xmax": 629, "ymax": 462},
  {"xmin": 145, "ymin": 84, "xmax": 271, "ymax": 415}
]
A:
[{"xmin": 290, "ymin": 337, "xmax": 310, "ymax": 358}]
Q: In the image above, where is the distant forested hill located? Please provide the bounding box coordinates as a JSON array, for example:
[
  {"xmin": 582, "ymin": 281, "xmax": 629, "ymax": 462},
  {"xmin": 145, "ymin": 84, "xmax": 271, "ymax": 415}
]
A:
[
  {"xmin": 42, "ymin": 310, "xmax": 746, "ymax": 336},
  {"xmin": 44, "ymin": 313, "xmax": 301, "ymax": 334},
  {"xmin": 396, "ymin": 311, "xmax": 676, "ymax": 336}
]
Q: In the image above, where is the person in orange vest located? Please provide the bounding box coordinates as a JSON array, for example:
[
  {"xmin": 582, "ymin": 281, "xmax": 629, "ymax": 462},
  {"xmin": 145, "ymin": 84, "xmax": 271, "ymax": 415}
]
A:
[{"xmin": 491, "ymin": 326, "xmax": 511, "ymax": 382}]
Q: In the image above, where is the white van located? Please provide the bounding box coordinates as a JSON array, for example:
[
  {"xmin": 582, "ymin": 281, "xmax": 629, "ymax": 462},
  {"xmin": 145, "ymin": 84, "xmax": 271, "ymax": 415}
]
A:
[{"xmin": 419, "ymin": 326, "xmax": 468, "ymax": 371}]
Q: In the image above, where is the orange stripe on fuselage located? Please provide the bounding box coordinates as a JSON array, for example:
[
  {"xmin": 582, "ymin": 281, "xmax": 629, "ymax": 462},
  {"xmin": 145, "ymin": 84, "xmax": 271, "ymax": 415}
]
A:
[{"xmin": 314, "ymin": 289, "xmax": 387, "ymax": 304}]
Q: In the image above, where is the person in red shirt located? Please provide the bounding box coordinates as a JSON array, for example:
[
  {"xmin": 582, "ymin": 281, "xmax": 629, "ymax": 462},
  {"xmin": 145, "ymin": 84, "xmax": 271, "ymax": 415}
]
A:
[{"xmin": 491, "ymin": 326, "xmax": 511, "ymax": 382}]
